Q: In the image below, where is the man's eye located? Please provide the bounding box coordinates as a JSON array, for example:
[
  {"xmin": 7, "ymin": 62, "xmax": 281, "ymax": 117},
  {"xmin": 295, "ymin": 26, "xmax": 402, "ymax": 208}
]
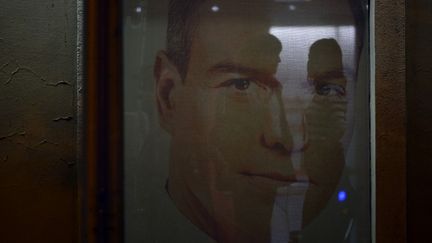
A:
[
  {"xmin": 316, "ymin": 84, "xmax": 345, "ymax": 96},
  {"xmin": 214, "ymin": 77, "xmax": 270, "ymax": 93},
  {"xmin": 230, "ymin": 78, "xmax": 250, "ymax": 90}
]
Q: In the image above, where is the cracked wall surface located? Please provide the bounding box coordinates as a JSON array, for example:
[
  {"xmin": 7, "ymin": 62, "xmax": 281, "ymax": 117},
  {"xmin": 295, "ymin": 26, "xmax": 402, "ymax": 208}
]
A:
[{"xmin": 0, "ymin": 1, "xmax": 77, "ymax": 242}]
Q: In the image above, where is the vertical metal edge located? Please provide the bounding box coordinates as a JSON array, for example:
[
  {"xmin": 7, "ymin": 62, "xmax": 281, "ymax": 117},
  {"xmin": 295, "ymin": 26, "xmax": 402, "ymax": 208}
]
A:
[
  {"xmin": 369, "ymin": 0, "xmax": 376, "ymax": 242},
  {"xmin": 76, "ymin": 0, "xmax": 86, "ymax": 242}
]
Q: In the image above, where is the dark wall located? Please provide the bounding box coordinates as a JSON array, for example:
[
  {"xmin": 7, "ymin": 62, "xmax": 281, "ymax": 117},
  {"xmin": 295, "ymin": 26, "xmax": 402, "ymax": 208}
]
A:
[
  {"xmin": 407, "ymin": 0, "xmax": 432, "ymax": 242},
  {"xmin": 0, "ymin": 1, "xmax": 77, "ymax": 242}
]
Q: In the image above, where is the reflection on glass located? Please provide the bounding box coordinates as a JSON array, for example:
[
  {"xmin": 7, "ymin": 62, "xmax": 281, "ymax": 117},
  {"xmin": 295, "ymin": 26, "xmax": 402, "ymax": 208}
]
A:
[
  {"xmin": 124, "ymin": 0, "xmax": 371, "ymax": 242},
  {"xmin": 211, "ymin": 5, "xmax": 220, "ymax": 12}
]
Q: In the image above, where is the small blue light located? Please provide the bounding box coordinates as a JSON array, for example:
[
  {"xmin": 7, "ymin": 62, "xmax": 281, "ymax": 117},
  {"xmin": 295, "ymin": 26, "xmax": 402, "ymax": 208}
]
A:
[{"xmin": 338, "ymin": 190, "xmax": 347, "ymax": 202}]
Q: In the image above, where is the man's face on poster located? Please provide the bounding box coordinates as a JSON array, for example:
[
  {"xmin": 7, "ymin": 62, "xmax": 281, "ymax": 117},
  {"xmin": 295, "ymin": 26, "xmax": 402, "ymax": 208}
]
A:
[{"xmin": 155, "ymin": 0, "xmax": 352, "ymax": 242}]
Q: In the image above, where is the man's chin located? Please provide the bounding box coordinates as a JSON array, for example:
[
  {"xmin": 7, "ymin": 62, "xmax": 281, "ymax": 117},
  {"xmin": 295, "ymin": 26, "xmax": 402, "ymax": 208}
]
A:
[{"xmin": 171, "ymin": 175, "xmax": 337, "ymax": 242}]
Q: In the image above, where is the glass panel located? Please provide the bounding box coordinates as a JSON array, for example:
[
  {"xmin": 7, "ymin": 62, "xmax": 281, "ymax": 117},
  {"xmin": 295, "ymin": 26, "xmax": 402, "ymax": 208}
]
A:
[{"xmin": 123, "ymin": 0, "xmax": 371, "ymax": 242}]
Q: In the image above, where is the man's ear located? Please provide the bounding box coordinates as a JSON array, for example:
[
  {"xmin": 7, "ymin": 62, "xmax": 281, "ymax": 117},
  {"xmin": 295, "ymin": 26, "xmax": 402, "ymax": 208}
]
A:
[{"xmin": 154, "ymin": 51, "xmax": 182, "ymax": 134}]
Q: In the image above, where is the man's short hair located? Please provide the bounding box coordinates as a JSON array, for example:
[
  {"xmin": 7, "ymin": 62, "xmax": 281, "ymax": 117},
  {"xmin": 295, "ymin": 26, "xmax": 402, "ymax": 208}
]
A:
[{"xmin": 166, "ymin": 0, "xmax": 205, "ymax": 79}]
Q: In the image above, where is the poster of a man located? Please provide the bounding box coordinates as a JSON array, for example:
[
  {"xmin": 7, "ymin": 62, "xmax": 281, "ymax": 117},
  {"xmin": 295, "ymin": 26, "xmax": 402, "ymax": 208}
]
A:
[{"xmin": 123, "ymin": 0, "xmax": 370, "ymax": 242}]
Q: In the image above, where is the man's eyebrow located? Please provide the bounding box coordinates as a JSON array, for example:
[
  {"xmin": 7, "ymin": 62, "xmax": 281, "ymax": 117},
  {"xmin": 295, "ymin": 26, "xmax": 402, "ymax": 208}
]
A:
[
  {"xmin": 208, "ymin": 62, "xmax": 263, "ymax": 75},
  {"xmin": 208, "ymin": 62, "xmax": 281, "ymax": 88}
]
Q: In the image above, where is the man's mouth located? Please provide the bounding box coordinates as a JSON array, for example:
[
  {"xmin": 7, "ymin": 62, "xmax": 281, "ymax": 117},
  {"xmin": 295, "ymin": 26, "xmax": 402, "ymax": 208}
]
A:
[
  {"xmin": 240, "ymin": 171, "xmax": 297, "ymax": 182},
  {"xmin": 239, "ymin": 171, "xmax": 316, "ymax": 186}
]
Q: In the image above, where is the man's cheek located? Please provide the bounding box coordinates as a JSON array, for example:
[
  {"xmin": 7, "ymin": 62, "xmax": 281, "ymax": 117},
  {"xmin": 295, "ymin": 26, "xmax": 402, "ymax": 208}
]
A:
[
  {"xmin": 173, "ymin": 88, "xmax": 218, "ymax": 137},
  {"xmin": 206, "ymin": 100, "xmax": 265, "ymax": 170},
  {"xmin": 301, "ymin": 141, "xmax": 345, "ymax": 225},
  {"xmin": 304, "ymin": 142, "xmax": 344, "ymax": 183},
  {"xmin": 211, "ymin": 99, "xmax": 265, "ymax": 144},
  {"xmin": 303, "ymin": 97, "xmax": 346, "ymax": 193}
]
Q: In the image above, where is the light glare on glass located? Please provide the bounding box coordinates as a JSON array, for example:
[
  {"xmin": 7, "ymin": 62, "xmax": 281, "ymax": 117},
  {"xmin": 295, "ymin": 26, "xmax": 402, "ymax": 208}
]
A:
[
  {"xmin": 338, "ymin": 190, "xmax": 347, "ymax": 202},
  {"xmin": 211, "ymin": 5, "xmax": 220, "ymax": 12}
]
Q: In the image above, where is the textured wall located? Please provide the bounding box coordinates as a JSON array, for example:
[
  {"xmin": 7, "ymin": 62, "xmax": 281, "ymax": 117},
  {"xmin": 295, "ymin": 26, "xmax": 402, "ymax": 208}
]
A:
[
  {"xmin": 0, "ymin": 1, "xmax": 77, "ymax": 242},
  {"xmin": 375, "ymin": 0, "xmax": 407, "ymax": 242}
]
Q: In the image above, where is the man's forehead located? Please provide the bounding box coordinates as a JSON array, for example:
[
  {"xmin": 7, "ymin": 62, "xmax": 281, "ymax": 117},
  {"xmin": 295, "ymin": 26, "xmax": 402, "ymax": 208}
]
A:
[
  {"xmin": 193, "ymin": 0, "xmax": 277, "ymax": 52},
  {"xmin": 191, "ymin": 21, "xmax": 281, "ymax": 75},
  {"xmin": 187, "ymin": 0, "xmax": 357, "ymax": 75},
  {"xmin": 196, "ymin": 0, "xmax": 272, "ymax": 31},
  {"xmin": 193, "ymin": 0, "xmax": 356, "ymax": 46}
]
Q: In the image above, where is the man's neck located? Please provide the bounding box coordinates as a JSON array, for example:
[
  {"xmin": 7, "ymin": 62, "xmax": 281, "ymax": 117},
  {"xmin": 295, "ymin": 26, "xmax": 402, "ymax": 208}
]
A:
[{"xmin": 167, "ymin": 177, "xmax": 218, "ymax": 240}]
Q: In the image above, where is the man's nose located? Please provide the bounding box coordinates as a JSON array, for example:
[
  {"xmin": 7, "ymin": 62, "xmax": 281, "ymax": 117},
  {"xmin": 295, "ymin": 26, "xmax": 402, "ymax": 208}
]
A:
[{"xmin": 261, "ymin": 92, "xmax": 295, "ymax": 154}]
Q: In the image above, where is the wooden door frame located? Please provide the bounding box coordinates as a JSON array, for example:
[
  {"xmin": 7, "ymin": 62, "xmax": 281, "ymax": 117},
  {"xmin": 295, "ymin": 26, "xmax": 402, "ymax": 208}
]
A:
[{"xmin": 82, "ymin": 0, "xmax": 124, "ymax": 242}]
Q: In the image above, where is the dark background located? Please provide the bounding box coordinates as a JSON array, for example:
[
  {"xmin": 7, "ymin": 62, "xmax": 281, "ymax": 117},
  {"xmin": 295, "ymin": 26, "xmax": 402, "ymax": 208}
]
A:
[{"xmin": 407, "ymin": 0, "xmax": 432, "ymax": 242}]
